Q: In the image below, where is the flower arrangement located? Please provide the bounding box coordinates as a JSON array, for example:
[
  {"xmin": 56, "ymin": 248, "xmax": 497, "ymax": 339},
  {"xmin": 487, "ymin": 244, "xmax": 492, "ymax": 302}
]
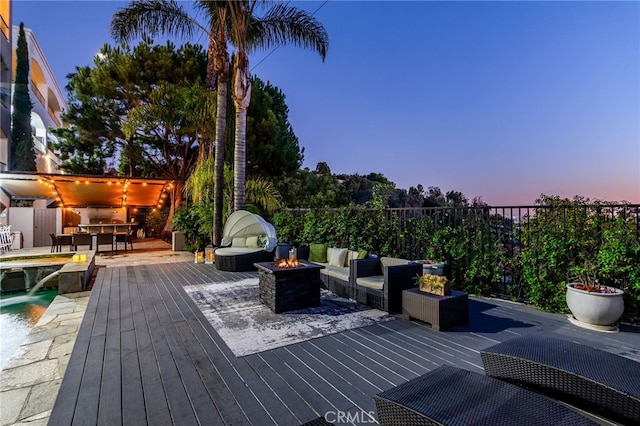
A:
[{"xmin": 416, "ymin": 274, "xmax": 451, "ymax": 296}]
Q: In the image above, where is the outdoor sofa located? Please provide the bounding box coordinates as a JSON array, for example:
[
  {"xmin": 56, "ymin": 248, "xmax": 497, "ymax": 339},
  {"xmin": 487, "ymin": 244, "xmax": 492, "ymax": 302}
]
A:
[
  {"xmin": 215, "ymin": 210, "xmax": 277, "ymax": 272},
  {"xmin": 308, "ymin": 244, "xmax": 362, "ymax": 298}
]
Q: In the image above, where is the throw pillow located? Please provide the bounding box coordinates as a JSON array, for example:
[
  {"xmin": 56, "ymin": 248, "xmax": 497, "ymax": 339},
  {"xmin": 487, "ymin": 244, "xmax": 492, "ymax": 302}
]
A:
[
  {"xmin": 345, "ymin": 250, "xmax": 359, "ymax": 267},
  {"xmin": 326, "ymin": 247, "xmax": 336, "ymax": 262},
  {"xmin": 246, "ymin": 235, "xmax": 259, "ymax": 248},
  {"xmin": 232, "ymin": 237, "xmax": 246, "ymax": 248},
  {"xmin": 357, "ymin": 249, "xmax": 368, "ymax": 259},
  {"xmin": 309, "ymin": 243, "xmax": 327, "ymax": 263},
  {"xmin": 257, "ymin": 234, "xmax": 267, "ymax": 248},
  {"xmin": 329, "ymin": 248, "xmax": 348, "ymax": 267}
]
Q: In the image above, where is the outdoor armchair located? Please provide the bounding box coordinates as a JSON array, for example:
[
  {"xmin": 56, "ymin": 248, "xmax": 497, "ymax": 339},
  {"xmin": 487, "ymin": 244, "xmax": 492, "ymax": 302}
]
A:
[{"xmin": 351, "ymin": 257, "xmax": 422, "ymax": 312}]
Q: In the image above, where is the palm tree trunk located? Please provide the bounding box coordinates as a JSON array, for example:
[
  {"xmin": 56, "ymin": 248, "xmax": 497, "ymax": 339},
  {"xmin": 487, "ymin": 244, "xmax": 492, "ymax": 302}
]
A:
[
  {"xmin": 232, "ymin": 52, "xmax": 251, "ymax": 212},
  {"xmin": 212, "ymin": 9, "xmax": 229, "ymax": 245},
  {"xmin": 213, "ymin": 70, "xmax": 228, "ymax": 244}
]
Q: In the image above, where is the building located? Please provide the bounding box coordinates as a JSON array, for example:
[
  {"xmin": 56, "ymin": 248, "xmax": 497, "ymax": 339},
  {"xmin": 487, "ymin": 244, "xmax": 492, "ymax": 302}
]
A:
[
  {"xmin": 0, "ymin": 6, "xmax": 69, "ymax": 247},
  {"xmin": 0, "ymin": 0, "xmax": 11, "ymax": 172},
  {"xmin": 11, "ymin": 23, "xmax": 66, "ymax": 173}
]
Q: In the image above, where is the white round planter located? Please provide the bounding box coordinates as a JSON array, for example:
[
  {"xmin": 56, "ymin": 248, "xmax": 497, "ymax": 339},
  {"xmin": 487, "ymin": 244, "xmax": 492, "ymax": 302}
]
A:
[{"xmin": 566, "ymin": 283, "xmax": 624, "ymax": 329}]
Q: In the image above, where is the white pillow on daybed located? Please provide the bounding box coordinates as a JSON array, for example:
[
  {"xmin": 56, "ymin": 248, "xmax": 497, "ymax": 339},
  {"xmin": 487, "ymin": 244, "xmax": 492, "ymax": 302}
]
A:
[{"xmin": 246, "ymin": 235, "xmax": 259, "ymax": 248}]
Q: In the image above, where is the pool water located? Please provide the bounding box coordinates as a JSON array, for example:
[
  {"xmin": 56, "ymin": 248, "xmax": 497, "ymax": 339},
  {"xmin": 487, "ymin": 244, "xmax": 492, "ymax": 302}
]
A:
[{"xmin": 0, "ymin": 289, "xmax": 57, "ymax": 370}]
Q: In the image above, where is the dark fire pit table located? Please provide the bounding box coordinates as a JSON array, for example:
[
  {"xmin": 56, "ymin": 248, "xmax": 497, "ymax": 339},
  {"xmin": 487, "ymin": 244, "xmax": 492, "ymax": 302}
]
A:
[{"xmin": 254, "ymin": 260, "xmax": 325, "ymax": 313}]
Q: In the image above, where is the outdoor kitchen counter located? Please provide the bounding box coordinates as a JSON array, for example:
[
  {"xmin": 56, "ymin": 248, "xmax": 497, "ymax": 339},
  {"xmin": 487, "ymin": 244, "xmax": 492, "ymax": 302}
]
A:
[{"xmin": 254, "ymin": 260, "xmax": 325, "ymax": 313}]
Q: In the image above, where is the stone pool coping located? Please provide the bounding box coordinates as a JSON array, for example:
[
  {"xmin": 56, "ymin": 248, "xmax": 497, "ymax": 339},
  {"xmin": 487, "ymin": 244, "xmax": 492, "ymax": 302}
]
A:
[
  {"xmin": 0, "ymin": 292, "xmax": 90, "ymax": 426},
  {"xmin": 0, "ymin": 251, "xmax": 96, "ymax": 295}
]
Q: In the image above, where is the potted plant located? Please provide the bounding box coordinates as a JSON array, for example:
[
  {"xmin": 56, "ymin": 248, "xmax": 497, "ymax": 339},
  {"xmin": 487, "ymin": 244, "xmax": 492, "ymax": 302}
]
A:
[{"xmin": 565, "ymin": 262, "xmax": 624, "ymax": 329}]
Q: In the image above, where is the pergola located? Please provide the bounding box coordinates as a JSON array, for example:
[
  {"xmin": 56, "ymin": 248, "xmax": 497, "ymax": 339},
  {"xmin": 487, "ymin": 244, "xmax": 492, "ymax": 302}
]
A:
[{"xmin": 0, "ymin": 172, "xmax": 176, "ymax": 208}]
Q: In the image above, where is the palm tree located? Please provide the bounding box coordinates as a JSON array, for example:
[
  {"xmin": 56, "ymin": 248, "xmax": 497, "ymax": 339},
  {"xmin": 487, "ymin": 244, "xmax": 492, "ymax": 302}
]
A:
[
  {"xmin": 110, "ymin": 0, "xmax": 229, "ymax": 245},
  {"xmin": 227, "ymin": 1, "xmax": 328, "ymax": 211}
]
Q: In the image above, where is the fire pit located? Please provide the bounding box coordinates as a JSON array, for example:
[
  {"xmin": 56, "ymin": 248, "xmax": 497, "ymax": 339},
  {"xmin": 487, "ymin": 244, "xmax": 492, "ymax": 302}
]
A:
[{"xmin": 254, "ymin": 259, "xmax": 325, "ymax": 313}]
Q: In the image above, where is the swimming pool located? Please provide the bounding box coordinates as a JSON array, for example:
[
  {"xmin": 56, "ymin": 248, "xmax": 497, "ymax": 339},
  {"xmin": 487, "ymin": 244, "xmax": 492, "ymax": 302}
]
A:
[{"xmin": 0, "ymin": 289, "xmax": 57, "ymax": 370}]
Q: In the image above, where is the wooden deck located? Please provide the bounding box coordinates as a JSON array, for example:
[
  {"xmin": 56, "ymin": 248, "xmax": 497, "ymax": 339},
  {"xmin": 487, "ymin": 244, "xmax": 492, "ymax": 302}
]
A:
[{"xmin": 49, "ymin": 262, "xmax": 640, "ymax": 426}]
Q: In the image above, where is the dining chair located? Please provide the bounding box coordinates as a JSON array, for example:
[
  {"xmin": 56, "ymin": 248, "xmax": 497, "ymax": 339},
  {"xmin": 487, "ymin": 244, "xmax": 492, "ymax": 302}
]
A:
[
  {"xmin": 57, "ymin": 234, "xmax": 73, "ymax": 251},
  {"xmin": 96, "ymin": 232, "xmax": 114, "ymax": 254},
  {"xmin": 50, "ymin": 233, "xmax": 60, "ymax": 253},
  {"xmin": 115, "ymin": 231, "xmax": 134, "ymax": 253},
  {"xmin": 73, "ymin": 232, "xmax": 93, "ymax": 251}
]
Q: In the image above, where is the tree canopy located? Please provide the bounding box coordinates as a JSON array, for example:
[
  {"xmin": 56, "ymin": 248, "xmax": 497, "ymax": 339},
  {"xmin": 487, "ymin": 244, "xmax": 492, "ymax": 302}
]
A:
[{"xmin": 51, "ymin": 40, "xmax": 208, "ymax": 229}]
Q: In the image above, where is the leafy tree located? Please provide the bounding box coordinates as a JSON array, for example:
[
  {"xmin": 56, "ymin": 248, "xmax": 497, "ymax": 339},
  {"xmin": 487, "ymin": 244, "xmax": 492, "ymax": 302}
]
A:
[
  {"xmin": 49, "ymin": 126, "xmax": 110, "ymax": 174},
  {"xmin": 445, "ymin": 190, "xmax": 469, "ymax": 207},
  {"xmin": 227, "ymin": 0, "xmax": 328, "ymax": 211},
  {"xmin": 240, "ymin": 77, "xmax": 303, "ymax": 181},
  {"xmin": 279, "ymin": 165, "xmax": 349, "ymax": 208},
  {"xmin": 52, "ymin": 40, "xmax": 207, "ymax": 231},
  {"xmin": 122, "ymin": 80, "xmax": 211, "ymax": 229},
  {"xmin": 423, "ymin": 186, "xmax": 446, "ymax": 207},
  {"xmin": 10, "ymin": 22, "xmax": 36, "ymax": 171}
]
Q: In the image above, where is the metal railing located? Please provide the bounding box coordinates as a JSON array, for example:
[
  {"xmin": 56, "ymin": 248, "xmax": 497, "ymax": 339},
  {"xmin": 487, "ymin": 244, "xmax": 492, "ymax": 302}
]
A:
[
  {"xmin": 386, "ymin": 204, "xmax": 640, "ymax": 261},
  {"xmin": 282, "ymin": 204, "xmax": 639, "ymax": 298},
  {"xmin": 0, "ymin": 16, "xmax": 9, "ymax": 40},
  {"xmin": 31, "ymin": 80, "xmax": 45, "ymax": 106}
]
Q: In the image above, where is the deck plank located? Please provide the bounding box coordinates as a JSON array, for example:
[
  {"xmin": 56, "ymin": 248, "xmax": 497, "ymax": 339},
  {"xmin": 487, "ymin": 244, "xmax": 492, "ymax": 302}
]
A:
[
  {"xmin": 47, "ymin": 267, "xmax": 106, "ymax": 425},
  {"xmin": 127, "ymin": 266, "xmax": 172, "ymax": 425},
  {"xmin": 98, "ymin": 267, "xmax": 122, "ymax": 425},
  {"xmin": 50, "ymin": 261, "xmax": 640, "ymax": 426}
]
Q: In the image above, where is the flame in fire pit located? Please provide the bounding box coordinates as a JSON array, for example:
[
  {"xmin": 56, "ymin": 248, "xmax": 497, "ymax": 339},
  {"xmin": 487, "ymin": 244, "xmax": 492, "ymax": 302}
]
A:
[{"xmin": 274, "ymin": 258, "xmax": 301, "ymax": 268}]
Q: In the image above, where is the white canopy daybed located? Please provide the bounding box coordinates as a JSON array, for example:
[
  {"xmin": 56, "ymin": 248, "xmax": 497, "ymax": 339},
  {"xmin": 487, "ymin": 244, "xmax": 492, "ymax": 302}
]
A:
[{"xmin": 215, "ymin": 210, "xmax": 277, "ymax": 271}]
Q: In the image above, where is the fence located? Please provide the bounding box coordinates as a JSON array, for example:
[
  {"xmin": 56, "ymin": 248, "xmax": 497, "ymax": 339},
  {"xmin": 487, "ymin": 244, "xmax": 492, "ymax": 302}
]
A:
[
  {"xmin": 387, "ymin": 203, "xmax": 640, "ymax": 256},
  {"xmin": 280, "ymin": 203, "xmax": 640, "ymax": 298}
]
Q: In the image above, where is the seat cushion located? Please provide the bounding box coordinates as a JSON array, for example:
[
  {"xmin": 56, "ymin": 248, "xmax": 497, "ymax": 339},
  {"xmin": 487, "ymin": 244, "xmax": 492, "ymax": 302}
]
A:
[
  {"xmin": 357, "ymin": 275, "xmax": 384, "ymax": 290},
  {"xmin": 215, "ymin": 247, "xmax": 264, "ymax": 255},
  {"xmin": 324, "ymin": 265, "xmax": 350, "ymax": 281}
]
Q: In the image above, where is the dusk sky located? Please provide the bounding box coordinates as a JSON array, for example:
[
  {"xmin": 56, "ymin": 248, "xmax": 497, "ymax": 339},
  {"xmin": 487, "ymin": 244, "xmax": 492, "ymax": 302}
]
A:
[{"xmin": 12, "ymin": 0, "xmax": 640, "ymax": 205}]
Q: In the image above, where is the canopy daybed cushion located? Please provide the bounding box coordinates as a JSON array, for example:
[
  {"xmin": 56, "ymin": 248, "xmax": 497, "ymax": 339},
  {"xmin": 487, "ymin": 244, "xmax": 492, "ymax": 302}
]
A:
[{"xmin": 215, "ymin": 210, "xmax": 277, "ymax": 272}]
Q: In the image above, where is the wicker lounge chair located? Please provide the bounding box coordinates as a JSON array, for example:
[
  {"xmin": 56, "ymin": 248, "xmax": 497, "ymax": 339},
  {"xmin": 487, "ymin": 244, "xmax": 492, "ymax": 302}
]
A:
[
  {"xmin": 374, "ymin": 365, "xmax": 597, "ymax": 425},
  {"xmin": 481, "ymin": 335, "xmax": 640, "ymax": 424},
  {"xmin": 215, "ymin": 210, "xmax": 277, "ymax": 272}
]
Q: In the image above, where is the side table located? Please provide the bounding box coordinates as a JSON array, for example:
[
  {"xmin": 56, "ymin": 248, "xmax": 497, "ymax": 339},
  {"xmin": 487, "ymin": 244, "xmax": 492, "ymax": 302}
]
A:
[{"xmin": 402, "ymin": 288, "xmax": 468, "ymax": 331}]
